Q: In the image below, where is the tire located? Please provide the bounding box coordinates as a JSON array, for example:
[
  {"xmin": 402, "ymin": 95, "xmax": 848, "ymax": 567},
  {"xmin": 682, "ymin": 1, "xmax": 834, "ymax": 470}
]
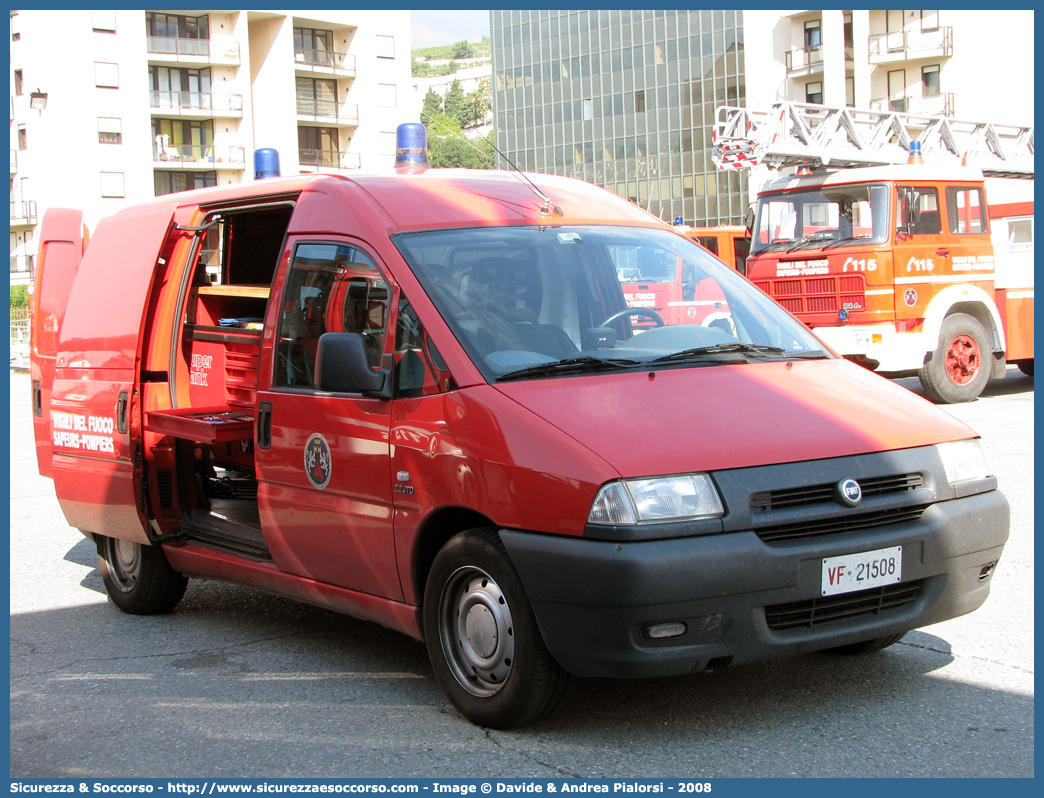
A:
[
  {"xmin": 918, "ymin": 313, "xmax": 991, "ymax": 403},
  {"xmin": 97, "ymin": 535, "xmax": 188, "ymax": 615},
  {"xmin": 828, "ymin": 632, "xmax": 906, "ymax": 656},
  {"xmin": 423, "ymin": 527, "xmax": 572, "ymax": 728},
  {"xmin": 1017, "ymin": 360, "xmax": 1034, "ymax": 377}
]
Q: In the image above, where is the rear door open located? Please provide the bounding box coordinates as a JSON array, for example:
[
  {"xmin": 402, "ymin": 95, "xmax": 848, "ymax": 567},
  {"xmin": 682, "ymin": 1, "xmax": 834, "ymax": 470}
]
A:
[{"xmin": 49, "ymin": 202, "xmax": 176, "ymax": 543}]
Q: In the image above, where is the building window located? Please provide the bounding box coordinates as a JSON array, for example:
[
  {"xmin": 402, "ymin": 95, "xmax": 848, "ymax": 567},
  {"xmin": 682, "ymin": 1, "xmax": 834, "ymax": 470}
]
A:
[
  {"xmin": 152, "ymin": 119, "xmax": 214, "ymax": 160},
  {"xmin": 14, "ymin": 69, "xmax": 22, "ymax": 95},
  {"xmin": 100, "ymin": 172, "xmax": 125, "ymax": 198},
  {"xmin": 922, "ymin": 65, "xmax": 941, "ymax": 97},
  {"xmin": 92, "ymin": 10, "xmax": 116, "ymax": 32},
  {"xmin": 635, "ymin": 91, "xmax": 645, "ymax": 113},
  {"xmin": 150, "ymin": 66, "xmax": 212, "ymax": 110},
  {"xmin": 920, "ymin": 11, "xmax": 940, "ymax": 32},
  {"xmin": 295, "ymin": 27, "xmax": 335, "ymax": 67},
  {"xmin": 146, "ymin": 12, "xmax": 208, "ymax": 40},
  {"xmin": 154, "ymin": 170, "xmax": 217, "ymax": 196},
  {"xmin": 804, "ymin": 19, "xmax": 822, "ymax": 48},
  {"xmin": 17, "ymin": 125, "xmax": 27, "ymax": 151},
  {"xmin": 296, "ymin": 77, "xmax": 337, "ymax": 116},
  {"xmin": 582, "ymin": 98, "xmax": 593, "ymax": 121},
  {"xmin": 845, "ymin": 76, "xmax": 855, "ymax": 107},
  {"xmin": 299, "ymin": 126, "xmax": 340, "ymax": 167},
  {"xmin": 380, "ymin": 131, "xmax": 397, "ymax": 156},
  {"xmin": 11, "ymin": 11, "xmax": 19, "ymax": 41},
  {"xmin": 98, "ymin": 117, "xmax": 122, "ymax": 144},
  {"xmin": 947, "ymin": 187, "xmax": 986, "ymax": 235},
  {"xmin": 377, "ymin": 83, "xmax": 397, "ymax": 108},
  {"xmin": 888, "ymin": 69, "xmax": 906, "ymax": 112},
  {"xmin": 95, "ymin": 62, "xmax": 119, "ymax": 88},
  {"xmin": 805, "ymin": 81, "xmax": 823, "ymax": 105},
  {"xmin": 376, "ymin": 34, "xmax": 395, "ymax": 59}
]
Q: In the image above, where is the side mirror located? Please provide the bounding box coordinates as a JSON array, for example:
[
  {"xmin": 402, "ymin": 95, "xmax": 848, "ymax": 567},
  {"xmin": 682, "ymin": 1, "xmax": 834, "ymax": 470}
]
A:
[
  {"xmin": 897, "ymin": 187, "xmax": 920, "ymax": 234},
  {"xmin": 315, "ymin": 332, "xmax": 389, "ymax": 398},
  {"xmin": 744, "ymin": 204, "xmax": 755, "ymax": 234}
]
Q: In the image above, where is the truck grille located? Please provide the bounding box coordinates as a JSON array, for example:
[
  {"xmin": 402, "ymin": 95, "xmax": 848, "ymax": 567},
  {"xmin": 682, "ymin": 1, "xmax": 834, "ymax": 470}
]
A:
[
  {"xmin": 755, "ymin": 506, "xmax": 928, "ymax": 544},
  {"xmin": 765, "ymin": 581, "xmax": 923, "ymax": 631},
  {"xmin": 751, "ymin": 474, "xmax": 924, "ymax": 512},
  {"xmin": 755, "ymin": 275, "xmax": 865, "ymax": 316}
]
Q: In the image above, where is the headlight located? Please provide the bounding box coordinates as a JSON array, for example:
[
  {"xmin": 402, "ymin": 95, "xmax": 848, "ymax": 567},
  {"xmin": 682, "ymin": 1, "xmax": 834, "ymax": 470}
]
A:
[
  {"xmin": 937, "ymin": 439, "xmax": 992, "ymax": 485},
  {"xmin": 589, "ymin": 474, "xmax": 724, "ymax": 525}
]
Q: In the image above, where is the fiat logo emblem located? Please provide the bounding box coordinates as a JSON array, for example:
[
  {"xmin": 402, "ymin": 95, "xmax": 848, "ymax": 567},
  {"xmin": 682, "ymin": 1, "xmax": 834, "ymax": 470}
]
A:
[{"xmin": 837, "ymin": 478, "xmax": 862, "ymax": 507}]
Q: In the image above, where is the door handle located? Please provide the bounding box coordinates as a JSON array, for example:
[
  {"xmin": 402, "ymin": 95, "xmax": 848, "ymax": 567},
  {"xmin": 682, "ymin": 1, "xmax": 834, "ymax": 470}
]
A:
[
  {"xmin": 257, "ymin": 401, "xmax": 272, "ymax": 450},
  {"xmin": 117, "ymin": 391, "xmax": 129, "ymax": 434},
  {"xmin": 935, "ymin": 249, "xmax": 950, "ymax": 258},
  {"xmin": 32, "ymin": 380, "xmax": 42, "ymax": 417}
]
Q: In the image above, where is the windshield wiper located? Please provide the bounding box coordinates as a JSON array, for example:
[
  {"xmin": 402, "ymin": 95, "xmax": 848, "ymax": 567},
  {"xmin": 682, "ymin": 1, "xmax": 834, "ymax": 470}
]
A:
[
  {"xmin": 821, "ymin": 235, "xmax": 874, "ymax": 250},
  {"xmin": 785, "ymin": 233, "xmax": 837, "ymax": 252},
  {"xmin": 651, "ymin": 343, "xmax": 786, "ymax": 364},
  {"xmin": 496, "ymin": 356, "xmax": 641, "ymax": 381}
]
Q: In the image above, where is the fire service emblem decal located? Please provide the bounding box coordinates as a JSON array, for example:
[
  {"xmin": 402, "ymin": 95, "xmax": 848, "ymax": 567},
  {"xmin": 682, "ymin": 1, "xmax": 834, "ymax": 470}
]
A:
[{"xmin": 304, "ymin": 433, "xmax": 332, "ymax": 489}]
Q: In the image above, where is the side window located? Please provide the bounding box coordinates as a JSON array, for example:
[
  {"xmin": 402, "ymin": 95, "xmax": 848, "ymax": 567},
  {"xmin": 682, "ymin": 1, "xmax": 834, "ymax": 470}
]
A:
[
  {"xmin": 899, "ymin": 187, "xmax": 941, "ymax": 235},
  {"xmin": 275, "ymin": 243, "xmax": 390, "ymax": 389},
  {"xmin": 946, "ymin": 187, "xmax": 987, "ymax": 235},
  {"xmin": 394, "ymin": 294, "xmax": 452, "ymax": 398}
]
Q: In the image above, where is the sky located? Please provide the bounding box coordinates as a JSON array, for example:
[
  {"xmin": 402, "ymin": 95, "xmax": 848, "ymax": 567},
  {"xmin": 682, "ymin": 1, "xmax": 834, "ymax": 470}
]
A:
[{"xmin": 410, "ymin": 9, "xmax": 491, "ymax": 49}]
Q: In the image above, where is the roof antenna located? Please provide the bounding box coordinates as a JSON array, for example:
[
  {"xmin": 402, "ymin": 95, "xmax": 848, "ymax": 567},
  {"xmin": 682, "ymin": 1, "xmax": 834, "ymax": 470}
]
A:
[{"xmin": 421, "ymin": 111, "xmax": 563, "ymax": 217}]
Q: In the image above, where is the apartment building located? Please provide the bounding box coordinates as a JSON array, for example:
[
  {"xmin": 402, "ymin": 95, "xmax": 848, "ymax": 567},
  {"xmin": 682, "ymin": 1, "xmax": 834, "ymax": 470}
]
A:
[
  {"xmin": 9, "ymin": 8, "xmax": 413, "ymax": 286},
  {"xmin": 490, "ymin": 9, "xmax": 1033, "ymax": 224}
]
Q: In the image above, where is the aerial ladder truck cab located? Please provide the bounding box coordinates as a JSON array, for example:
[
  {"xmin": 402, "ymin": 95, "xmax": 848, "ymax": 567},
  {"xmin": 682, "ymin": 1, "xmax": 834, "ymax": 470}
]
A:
[{"xmin": 713, "ymin": 102, "xmax": 1034, "ymax": 403}]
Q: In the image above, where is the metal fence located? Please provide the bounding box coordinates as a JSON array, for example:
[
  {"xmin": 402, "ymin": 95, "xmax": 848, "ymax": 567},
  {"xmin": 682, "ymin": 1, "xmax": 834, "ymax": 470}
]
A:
[{"xmin": 10, "ymin": 307, "xmax": 30, "ymax": 369}]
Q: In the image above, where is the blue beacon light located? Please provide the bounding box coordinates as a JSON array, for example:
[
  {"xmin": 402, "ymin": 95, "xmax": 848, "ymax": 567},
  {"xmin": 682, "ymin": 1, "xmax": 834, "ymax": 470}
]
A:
[{"xmin": 395, "ymin": 123, "xmax": 430, "ymax": 169}]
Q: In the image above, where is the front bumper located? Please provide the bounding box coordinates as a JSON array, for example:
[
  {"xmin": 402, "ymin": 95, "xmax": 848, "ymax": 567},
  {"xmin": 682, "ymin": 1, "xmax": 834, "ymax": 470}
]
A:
[
  {"xmin": 812, "ymin": 324, "xmax": 930, "ymax": 372},
  {"xmin": 500, "ymin": 489, "xmax": 1008, "ymax": 678}
]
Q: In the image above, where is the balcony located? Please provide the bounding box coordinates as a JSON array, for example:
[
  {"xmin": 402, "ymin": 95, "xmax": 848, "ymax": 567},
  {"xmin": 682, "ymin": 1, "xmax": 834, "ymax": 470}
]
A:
[
  {"xmin": 10, "ymin": 254, "xmax": 34, "ymax": 275},
  {"xmin": 10, "ymin": 149, "xmax": 17, "ymax": 175},
  {"xmin": 870, "ymin": 92, "xmax": 955, "ymax": 117},
  {"xmin": 299, "ymin": 149, "xmax": 362, "ymax": 172},
  {"xmin": 147, "ymin": 36, "xmax": 241, "ymax": 66},
  {"xmin": 786, "ymin": 45, "xmax": 824, "ymax": 78},
  {"xmin": 296, "ymin": 101, "xmax": 359, "ymax": 127},
  {"xmin": 295, "ymin": 49, "xmax": 357, "ymax": 78},
  {"xmin": 150, "ymin": 91, "xmax": 244, "ymax": 118},
  {"xmin": 868, "ymin": 26, "xmax": 953, "ymax": 64},
  {"xmin": 152, "ymin": 144, "xmax": 246, "ymax": 169},
  {"xmin": 10, "ymin": 200, "xmax": 37, "ymax": 227}
]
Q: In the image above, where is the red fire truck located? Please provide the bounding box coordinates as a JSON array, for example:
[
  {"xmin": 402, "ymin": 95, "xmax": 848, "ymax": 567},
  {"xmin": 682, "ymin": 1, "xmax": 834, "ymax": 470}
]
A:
[
  {"xmin": 29, "ymin": 128, "xmax": 1008, "ymax": 728},
  {"xmin": 713, "ymin": 102, "xmax": 1034, "ymax": 403}
]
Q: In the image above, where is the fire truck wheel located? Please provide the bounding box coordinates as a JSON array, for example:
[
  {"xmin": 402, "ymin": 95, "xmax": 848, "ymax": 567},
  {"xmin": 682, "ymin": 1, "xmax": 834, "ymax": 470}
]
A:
[
  {"xmin": 423, "ymin": 527, "xmax": 572, "ymax": 729},
  {"xmin": 918, "ymin": 313, "xmax": 991, "ymax": 404},
  {"xmin": 97, "ymin": 535, "xmax": 188, "ymax": 615},
  {"xmin": 827, "ymin": 632, "xmax": 906, "ymax": 656},
  {"xmin": 1017, "ymin": 359, "xmax": 1034, "ymax": 377}
]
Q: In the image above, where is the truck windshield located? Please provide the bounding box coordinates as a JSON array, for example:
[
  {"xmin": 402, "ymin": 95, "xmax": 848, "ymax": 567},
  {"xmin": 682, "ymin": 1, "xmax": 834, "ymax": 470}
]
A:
[
  {"xmin": 751, "ymin": 183, "xmax": 890, "ymax": 254},
  {"xmin": 394, "ymin": 226, "xmax": 827, "ymax": 382}
]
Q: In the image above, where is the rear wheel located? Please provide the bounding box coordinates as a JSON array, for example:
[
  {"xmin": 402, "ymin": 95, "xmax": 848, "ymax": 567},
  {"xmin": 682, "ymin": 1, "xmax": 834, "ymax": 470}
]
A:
[
  {"xmin": 1017, "ymin": 359, "xmax": 1034, "ymax": 376},
  {"xmin": 423, "ymin": 527, "xmax": 572, "ymax": 728},
  {"xmin": 828, "ymin": 632, "xmax": 906, "ymax": 655},
  {"xmin": 97, "ymin": 535, "xmax": 188, "ymax": 615},
  {"xmin": 918, "ymin": 313, "xmax": 991, "ymax": 403}
]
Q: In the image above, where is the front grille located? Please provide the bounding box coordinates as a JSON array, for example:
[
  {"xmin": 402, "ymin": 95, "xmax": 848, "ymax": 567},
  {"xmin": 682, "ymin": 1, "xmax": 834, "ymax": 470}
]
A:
[
  {"xmin": 765, "ymin": 581, "xmax": 923, "ymax": 631},
  {"xmin": 752, "ymin": 474, "xmax": 924, "ymax": 512},
  {"xmin": 755, "ymin": 506, "xmax": 928, "ymax": 544},
  {"xmin": 756, "ymin": 273, "xmax": 866, "ymax": 315}
]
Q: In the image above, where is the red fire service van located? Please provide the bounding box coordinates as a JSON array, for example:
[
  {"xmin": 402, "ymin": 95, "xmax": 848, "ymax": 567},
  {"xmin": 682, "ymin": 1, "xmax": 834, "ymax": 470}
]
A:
[{"xmin": 30, "ymin": 126, "xmax": 1008, "ymax": 728}]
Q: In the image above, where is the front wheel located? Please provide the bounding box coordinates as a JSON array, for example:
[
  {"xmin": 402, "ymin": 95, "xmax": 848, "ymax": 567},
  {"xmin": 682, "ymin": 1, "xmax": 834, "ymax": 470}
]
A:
[
  {"xmin": 97, "ymin": 535, "xmax": 188, "ymax": 615},
  {"xmin": 918, "ymin": 313, "xmax": 991, "ymax": 403},
  {"xmin": 423, "ymin": 528, "xmax": 572, "ymax": 728}
]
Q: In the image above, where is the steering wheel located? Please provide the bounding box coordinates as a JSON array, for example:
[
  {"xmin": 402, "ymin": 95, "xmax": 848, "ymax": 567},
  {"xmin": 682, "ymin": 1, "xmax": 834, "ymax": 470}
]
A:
[{"xmin": 601, "ymin": 307, "xmax": 665, "ymax": 327}]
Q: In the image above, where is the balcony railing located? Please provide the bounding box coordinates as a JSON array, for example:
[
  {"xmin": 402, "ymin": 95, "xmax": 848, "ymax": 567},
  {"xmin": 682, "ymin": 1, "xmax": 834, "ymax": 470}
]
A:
[
  {"xmin": 150, "ymin": 91, "xmax": 243, "ymax": 114},
  {"xmin": 786, "ymin": 45, "xmax": 823, "ymax": 75},
  {"xmin": 296, "ymin": 101, "xmax": 359, "ymax": 125},
  {"xmin": 147, "ymin": 36, "xmax": 241, "ymax": 62},
  {"xmin": 868, "ymin": 26, "xmax": 953, "ymax": 61},
  {"xmin": 10, "ymin": 200, "xmax": 37, "ymax": 225},
  {"xmin": 870, "ymin": 92, "xmax": 955, "ymax": 117},
  {"xmin": 299, "ymin": 149, "xmax": 362, "ymax": 169},
  {"xmin": 295, "ymin": 49, "xmax": 357, "ymax": 76},
  {"xmin": 153, "ymin": 144, "xmax": 246, "ymax": 166},
  {"xmin": 10, "ymin": 254, "xmax": 34, "ymax": 274}
]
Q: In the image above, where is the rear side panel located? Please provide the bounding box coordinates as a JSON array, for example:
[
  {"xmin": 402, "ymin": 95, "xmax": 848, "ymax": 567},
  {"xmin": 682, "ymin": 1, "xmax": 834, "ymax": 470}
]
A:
[
  {"xmin": 50, "ymin": 203, "xmax": 176, "ymax": 542},
  {"xmin": 30, "ymin": 208, "xmax": 85, "ymax": 477}
]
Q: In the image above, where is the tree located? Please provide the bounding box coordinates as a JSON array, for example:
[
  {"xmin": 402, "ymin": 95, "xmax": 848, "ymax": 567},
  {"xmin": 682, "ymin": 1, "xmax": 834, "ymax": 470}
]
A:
[
  {"xmin": 462, "ymin": 78, "xmax": 492, "ymax": 129},
  {"xmin": 421, "ymin": 87, "xmax": 443, "ymax": 125},
  {"xmin": 428, "ymin": 132, "xmax": 494, "ymax": 169},
  {"xmin": 442, "ymin": 79, "xmax": 467, "ymax": 129},
  {"xmin": 451, "ymin": 40, "xmax": 475, "ymax": 59},
  {"xmin": 424, "ymin": 112, "xmax": 462, "ymax": 139}
]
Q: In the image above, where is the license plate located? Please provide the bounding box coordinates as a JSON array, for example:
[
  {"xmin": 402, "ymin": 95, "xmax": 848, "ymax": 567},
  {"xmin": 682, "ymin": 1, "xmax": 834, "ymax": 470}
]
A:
[{"xmin": 821, "ymin": 546, "xmax": 902, "ymax": 596}]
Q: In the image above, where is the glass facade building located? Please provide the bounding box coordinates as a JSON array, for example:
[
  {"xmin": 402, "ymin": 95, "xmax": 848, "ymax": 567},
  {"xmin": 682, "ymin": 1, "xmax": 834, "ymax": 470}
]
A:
[{"xmin": 491, "ymin": 9, "xmax": 747, "ymax": 226}]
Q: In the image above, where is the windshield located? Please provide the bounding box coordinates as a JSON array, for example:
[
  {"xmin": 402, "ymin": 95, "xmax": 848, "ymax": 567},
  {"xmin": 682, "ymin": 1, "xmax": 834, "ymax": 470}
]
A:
[
  {"xmin": 393, "ymin": 226, "xmax": 827, "ymax": 382},
  {"xmin": 751, "ymin": 183, "xmax": 890, "ymax": 254}
]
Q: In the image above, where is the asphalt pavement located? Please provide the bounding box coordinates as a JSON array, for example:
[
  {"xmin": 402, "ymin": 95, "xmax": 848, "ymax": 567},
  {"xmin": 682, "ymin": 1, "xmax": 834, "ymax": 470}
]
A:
[{"xmin": 8, "ymin": 368, "xmax": 1034, "ymax": 778}]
